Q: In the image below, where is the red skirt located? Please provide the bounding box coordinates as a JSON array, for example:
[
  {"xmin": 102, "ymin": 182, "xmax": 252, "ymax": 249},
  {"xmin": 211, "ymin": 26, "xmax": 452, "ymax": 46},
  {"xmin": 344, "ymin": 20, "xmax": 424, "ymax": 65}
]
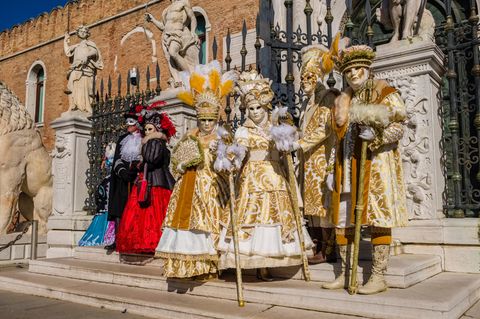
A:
[{"xmin": 116, "ymin": 184, "xmax": 172, "ymax": 254}]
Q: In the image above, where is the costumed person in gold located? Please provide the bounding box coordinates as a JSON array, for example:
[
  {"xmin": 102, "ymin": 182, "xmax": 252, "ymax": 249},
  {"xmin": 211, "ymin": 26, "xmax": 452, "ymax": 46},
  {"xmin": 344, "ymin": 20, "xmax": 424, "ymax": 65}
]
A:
[
  {"xmin": 322, "ymin": 45, "xmax": 408, "ymax": 294},
  {"xmin": 155, "ymin": 60, "xmax": 235, "ymax": 280},
  {"xmin": 293, "ymin": 40, "xmax": 340, "ymax": 264},
  {"xmin": 217, "ymin": 70, "xmax": 313, "ymax": 281}
]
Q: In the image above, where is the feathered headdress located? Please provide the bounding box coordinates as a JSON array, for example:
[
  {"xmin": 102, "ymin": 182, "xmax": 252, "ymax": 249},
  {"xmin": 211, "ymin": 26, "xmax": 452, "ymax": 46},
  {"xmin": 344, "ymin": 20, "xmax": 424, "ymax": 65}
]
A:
[
  {"xmin": 300, "ymin": 33, "xmax": 340, "ymax": 79},
  {"xmin": 235, "ymin": 70, "xmax": 274, "ymax": 110},
  {"xmin": 177, "ymin": 60, "xmax": 237, "ymax": 120},
  {"xmin": 336, "ymin": 44, "xmax": 375, "ymax": 73},
  {"xmin": 143, "ymin": 111, "xmax": 177, "ymax": 141}
]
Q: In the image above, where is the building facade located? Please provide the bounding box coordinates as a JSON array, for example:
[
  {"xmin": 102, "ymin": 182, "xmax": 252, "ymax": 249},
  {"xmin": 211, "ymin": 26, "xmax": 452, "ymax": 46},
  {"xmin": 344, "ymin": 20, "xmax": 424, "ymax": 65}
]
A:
[{"xmin": 0, "ymin": 0, "xmax": 258, "ymax": 150}]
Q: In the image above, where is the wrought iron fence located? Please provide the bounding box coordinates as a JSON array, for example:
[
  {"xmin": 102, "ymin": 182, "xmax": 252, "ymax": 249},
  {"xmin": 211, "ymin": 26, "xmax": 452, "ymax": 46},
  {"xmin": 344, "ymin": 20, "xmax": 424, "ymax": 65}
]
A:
[
  {"xmin": 436, "ymin": 0, "xmax": 480, "ymax": 217},
  {"xmin": 84, "ymin": 65, "xmax": 162, "ymax": 213},
  {"xmin": 84, "ymin": 0, "xmax": 479, "ymax": 218}
]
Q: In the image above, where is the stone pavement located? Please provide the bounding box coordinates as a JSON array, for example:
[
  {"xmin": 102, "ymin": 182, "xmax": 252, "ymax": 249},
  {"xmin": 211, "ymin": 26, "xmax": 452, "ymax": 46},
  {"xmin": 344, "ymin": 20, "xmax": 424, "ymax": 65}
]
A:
[
  {"xmin": 0, "ymin": 289, "xmax": 149, "ymax": 319},
  {"xmin": 0, "ymin": 288, "xmax": 372, "ymax": 319}
]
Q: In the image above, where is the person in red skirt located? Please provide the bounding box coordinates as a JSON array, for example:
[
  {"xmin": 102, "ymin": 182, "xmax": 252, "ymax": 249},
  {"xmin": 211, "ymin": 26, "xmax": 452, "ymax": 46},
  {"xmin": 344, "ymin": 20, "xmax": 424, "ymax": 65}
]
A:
[{"xmin": 116, "ymin": 110, "xmax": 176, "ymax": 254}]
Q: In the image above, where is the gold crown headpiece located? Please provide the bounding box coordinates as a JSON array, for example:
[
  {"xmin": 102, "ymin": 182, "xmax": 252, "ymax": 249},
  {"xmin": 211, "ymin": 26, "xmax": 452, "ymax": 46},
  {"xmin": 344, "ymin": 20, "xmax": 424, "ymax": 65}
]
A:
[
  {"xmin": 300, "ymin": 34, "xmax": 340, "ymax": 78},
  {"xmin": 177, "ymin": 60, "xmax": 237, "ymax": 120},
  {"xmin": 336, "ymin": 44, "xmax": 375, "ymax": 73},
  {"xmin": 235, "ymin": 70, "xmax": 274, "ymax": 110}
]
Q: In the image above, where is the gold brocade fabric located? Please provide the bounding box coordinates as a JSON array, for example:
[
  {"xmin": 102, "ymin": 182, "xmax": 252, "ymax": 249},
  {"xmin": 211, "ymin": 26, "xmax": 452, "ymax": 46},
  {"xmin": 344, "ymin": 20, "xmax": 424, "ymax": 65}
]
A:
[
  {"xmin": 163, "ymin": 129, "xmax": 229, "ymax": 241},
  {"xmin": 163, "ymin": 258, "xmax": 217, "ymax": 278},
  {"xmin": 299, "ymin": 104, "xmax": 334, "ymax": 218},
  {"xmin": 234, "ymin": 119, "xmax": 296, "ymax": 243},
  {"xmin": 333, "ymin": 88, "xmax": 408, "ymax": 228}
]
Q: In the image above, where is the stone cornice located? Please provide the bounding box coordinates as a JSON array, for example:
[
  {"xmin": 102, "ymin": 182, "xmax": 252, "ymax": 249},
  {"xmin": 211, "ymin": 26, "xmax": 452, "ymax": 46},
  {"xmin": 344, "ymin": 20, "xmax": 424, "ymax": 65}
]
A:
[{"xmin": 373, "ymin": 41, "xmax": 446, "ymax": 83}]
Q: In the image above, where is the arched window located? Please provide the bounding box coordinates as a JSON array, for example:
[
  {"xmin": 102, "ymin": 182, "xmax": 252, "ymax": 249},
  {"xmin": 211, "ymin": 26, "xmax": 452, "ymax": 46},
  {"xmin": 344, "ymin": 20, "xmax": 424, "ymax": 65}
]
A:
[
  {"xmin": 196, "ymin": 13, "xmax": 207, "ymax": 64},
  {"xmin": 193, "ymin": 7, "xmax": 211, "ymax": 64},
  {"xmin": 26, "ymin": 62, "xmax": 46, "ymax": 125},
  {"xmin": 35, "ymin": 68, "xmax": 45, "ymax": 123}
]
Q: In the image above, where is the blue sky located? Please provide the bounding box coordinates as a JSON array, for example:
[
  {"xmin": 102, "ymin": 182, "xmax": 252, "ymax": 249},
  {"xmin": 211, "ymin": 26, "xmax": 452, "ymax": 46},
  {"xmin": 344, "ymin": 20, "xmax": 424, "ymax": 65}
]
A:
[{"xmin": 0, "ymin": 0, "xmax": 68, "ymax": 32}]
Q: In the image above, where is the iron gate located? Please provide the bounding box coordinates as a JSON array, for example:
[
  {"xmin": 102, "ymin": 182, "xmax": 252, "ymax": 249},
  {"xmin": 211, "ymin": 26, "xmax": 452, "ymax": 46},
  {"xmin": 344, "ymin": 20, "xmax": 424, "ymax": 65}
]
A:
[{"xmin": 85, "ymin": 0, "xmax": 479, "ymax": 218}]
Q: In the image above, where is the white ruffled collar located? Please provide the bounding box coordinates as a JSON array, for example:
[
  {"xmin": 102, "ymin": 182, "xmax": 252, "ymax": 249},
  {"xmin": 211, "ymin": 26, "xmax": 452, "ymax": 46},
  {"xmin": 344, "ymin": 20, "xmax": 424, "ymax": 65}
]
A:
[{"xmin": 120, "ymin": 132, "xmax": 142, "ymax": 162}]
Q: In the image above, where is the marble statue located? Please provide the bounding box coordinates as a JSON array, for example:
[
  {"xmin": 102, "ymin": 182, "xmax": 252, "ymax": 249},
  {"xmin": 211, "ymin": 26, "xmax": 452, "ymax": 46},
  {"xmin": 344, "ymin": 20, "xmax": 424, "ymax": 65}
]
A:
[
  {"xmin": 0, "ymin": 82, "xmax": 52, "ymax": 235},
  {"xmin": 376, "ymin": 0, "xmax": 435, "ymax": 42},
  {"xmin": 145, "ymin": 0, "xmax": 200, "ymax": 87},
  {"xmin": 64, "ymin": 25, "xmax": 104, "ymax": 114}
]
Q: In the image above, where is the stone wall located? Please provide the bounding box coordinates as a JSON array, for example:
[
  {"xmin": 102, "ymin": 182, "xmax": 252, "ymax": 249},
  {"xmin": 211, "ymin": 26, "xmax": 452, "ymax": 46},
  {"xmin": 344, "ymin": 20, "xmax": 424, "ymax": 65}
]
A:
[{"xmin": 0, "ymin": 0, "xmax": 258, "ymax": 150}]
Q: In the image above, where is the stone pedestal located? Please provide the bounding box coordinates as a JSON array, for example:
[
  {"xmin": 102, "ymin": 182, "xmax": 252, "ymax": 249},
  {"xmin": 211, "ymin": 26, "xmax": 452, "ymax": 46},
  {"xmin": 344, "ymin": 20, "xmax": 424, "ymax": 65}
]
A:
[
  {"xmin": 47, "ymin": 111, "xmax": 92, "ymax": 258},
  {"xmin": 373, "ymin": 40, "xmax": 445, "ymax": 221},
  {"xmin": 148, "ymin": 89, "xmax": 197, "ymax": 147},
  {"xmin": 374, "ymin": 41, "xmax": 480, "ymax": 273}
]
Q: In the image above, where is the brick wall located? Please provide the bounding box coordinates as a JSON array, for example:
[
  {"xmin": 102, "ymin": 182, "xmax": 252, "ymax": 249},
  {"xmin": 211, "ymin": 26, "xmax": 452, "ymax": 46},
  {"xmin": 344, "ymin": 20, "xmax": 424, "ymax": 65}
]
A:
[{"xmin": 0, "ymin": 0, "xmax": 258, "ymax": 150}]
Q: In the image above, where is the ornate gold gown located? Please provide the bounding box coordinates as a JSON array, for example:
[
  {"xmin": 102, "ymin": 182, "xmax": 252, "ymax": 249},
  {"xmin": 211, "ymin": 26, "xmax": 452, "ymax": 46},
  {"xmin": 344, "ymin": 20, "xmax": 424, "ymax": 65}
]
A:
[
  {"xmin": 218, "ymin": 119, "xmax": 313, "ymax": 269},
  {"xmin": 332, "ymin": 85, "xmax": 408, "ymax": 228},
  {"xmin": 298, "ymin": 89, "xmax": 336, "ymax": 226},
  {"xmin": 156, "ymin": 128, "xmax": 228, "ymax": 278}
]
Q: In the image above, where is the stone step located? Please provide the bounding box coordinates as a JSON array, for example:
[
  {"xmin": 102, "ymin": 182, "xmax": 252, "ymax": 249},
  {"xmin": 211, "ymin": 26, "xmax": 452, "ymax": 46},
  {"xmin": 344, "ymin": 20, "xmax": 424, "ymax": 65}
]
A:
[
  {"xmin": 70, "ymin": 247, "xmax": 440, "ymax": 288},
  {"xmin": 74, "ymin": 246, "xmax": 163, "ymax": 266},
  {"xmin": 1, "ymin": 265, "xmax": 479, "ymax": 319},
  {"xmin": 268, "ymin": 253, "xmax": 441, "ymax": 288},
  {"xmin": 74, "ymin": 240, "xmax": 404, "ymax": 264}
]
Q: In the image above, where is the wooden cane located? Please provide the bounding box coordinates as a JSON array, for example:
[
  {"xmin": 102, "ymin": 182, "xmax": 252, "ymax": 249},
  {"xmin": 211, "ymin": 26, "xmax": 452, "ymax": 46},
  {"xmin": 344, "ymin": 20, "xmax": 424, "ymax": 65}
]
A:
[
  {"xmin": 228, "ymin": 172, "xmax": 245, "ymax": 306},
  {"xmin": 348, "ymin": 139, "xmax": 368, "ymax": 295},
  {"xmin": 285, "ymin": 153, "xmax": 311, "ymax": 282},
  {"xmin": 349, "ymin": 76, "xmax": 375, "ymax": 294}
]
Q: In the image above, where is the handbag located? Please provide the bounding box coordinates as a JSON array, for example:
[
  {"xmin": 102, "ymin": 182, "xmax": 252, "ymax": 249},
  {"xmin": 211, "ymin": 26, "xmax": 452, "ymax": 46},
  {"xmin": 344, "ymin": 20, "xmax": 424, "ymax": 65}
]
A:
[{"xmin": 137, "ymin": 163, "xmax": 151, "ymax": 208}]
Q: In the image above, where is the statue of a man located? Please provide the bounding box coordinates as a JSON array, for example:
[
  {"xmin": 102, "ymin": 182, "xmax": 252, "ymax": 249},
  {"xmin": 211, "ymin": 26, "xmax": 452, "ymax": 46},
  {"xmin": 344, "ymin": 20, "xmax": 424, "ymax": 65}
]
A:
[
  {"xmin": 64, "ymin": 25, "xmax": 104, "ymax": 114},
  {"xmin": 145, "ymin": 0, "xmax": 200, "ymax": 87}
]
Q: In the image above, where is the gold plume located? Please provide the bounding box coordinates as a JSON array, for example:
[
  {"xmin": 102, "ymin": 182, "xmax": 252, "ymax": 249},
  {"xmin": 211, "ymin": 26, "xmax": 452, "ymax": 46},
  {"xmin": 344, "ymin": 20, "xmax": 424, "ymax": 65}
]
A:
[
  {"xmin": 209, "ymin": 69, "xmax": 221, "ymax": 94},
  {"xmin": 330, "ymin": 33, "xmax": 340, "ymax": 58},
  {"xmin": 219, "ymin": 80, "xmax": 234, "ymax": 98},
  {"xmin": 190, "ymin": 73, "xmax": 206, "ymax": 94},
  {"xmin": 177, "ymin": 91, "xmax": 194, "ymax": 106}
]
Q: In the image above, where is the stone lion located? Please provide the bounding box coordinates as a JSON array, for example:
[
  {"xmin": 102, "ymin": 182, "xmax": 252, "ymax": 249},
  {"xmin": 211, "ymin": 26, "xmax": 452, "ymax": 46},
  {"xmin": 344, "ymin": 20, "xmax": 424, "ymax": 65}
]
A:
[{"xmin": 0, "ymin": 82, "xmax": 52, "ymax": 235}]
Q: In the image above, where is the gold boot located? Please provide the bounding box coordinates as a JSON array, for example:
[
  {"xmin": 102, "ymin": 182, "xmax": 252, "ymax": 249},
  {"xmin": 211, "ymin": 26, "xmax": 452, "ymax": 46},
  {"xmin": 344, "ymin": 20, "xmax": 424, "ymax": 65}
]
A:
[
  {"xmin": 322, "ymin": 244, "xmax": 349, "ymax": 289},
  {"xmin": 358, "ymin": 244, "xmax": 389, "ymax": 294}
]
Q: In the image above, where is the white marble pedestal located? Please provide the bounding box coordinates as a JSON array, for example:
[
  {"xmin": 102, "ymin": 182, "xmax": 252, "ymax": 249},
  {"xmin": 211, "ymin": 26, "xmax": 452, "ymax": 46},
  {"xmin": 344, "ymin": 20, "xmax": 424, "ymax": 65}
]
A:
[
  {"xmin": 47, "ymin": 111, "xmax": 92, "ymax": 258},
  {"xmin": 374, "ymin": 41, "xmax": 480, "ymax": 273}
]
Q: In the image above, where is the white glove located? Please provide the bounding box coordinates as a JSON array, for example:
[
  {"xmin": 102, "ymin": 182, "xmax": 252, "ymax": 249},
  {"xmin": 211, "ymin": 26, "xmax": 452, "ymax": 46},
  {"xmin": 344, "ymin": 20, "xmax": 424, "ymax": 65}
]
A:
[
  {"xmin": 177, "ymin": 162, "xmax": 186, "ymax": 175},
  {"xmin": 359, "ymin": 126, "xmax": 376, "ymax": 141},
  {"xmin": 326, "ymin": 173, "xmax": 334, "ymax": 191}
]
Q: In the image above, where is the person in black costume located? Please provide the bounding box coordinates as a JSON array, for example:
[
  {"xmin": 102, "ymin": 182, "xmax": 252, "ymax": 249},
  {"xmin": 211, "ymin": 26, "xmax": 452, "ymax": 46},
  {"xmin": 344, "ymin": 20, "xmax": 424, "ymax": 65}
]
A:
[
  {"xmin": 116, "ymin": 110, "xmax": 176, "ymax": 254},
  {"xmin": 105, "ymin": 106, "xmax": 143, "ymax": 251}
]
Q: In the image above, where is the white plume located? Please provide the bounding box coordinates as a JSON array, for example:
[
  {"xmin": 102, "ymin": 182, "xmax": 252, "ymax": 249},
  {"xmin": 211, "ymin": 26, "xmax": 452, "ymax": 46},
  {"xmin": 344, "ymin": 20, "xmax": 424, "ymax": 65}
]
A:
[
  {"xmin": 179, "ymin": 71, "xmax": 191, "ymax": 91},
  {"xmin": 271, "ymin": 106, "xmax": 289, "ymax": 125},
  {"xmin": 216, "ymin": 125, "xmax": 230, "ymax": 139},
  {"xmin": 221, "ymin": 70, "xmax": 238, "ymax": 84},
  {"xmin": 227, "ymin": 143, "xmax": 247, "ymax": 170},
  {"xmin": 214, "ymin": 139, "xmax": 233, "ymax": 172},
  {"xmin": 270, "ymin": 123, "xmax": 298, "ymax": 152}
]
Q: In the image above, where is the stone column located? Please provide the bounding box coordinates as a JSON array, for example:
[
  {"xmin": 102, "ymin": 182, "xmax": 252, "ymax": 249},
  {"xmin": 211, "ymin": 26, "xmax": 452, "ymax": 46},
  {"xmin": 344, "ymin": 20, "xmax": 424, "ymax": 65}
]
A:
[
  {"xmin": 47, "ymin": 111, "xmax": 92, "ymax": 258},
  {"xmin": 373, "ymin": 41, "xmax": 480, "ymax": 273},
  {"xmin": 373, "ymin": 40, "xmax": 446, "ymax": 220}
]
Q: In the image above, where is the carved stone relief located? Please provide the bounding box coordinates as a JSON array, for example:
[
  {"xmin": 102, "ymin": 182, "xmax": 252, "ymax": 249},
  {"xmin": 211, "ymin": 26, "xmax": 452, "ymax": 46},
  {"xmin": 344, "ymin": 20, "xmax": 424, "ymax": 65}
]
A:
[{"xmin": 386, "ymin": 75, "xmax": 435, "ymax": 219}]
